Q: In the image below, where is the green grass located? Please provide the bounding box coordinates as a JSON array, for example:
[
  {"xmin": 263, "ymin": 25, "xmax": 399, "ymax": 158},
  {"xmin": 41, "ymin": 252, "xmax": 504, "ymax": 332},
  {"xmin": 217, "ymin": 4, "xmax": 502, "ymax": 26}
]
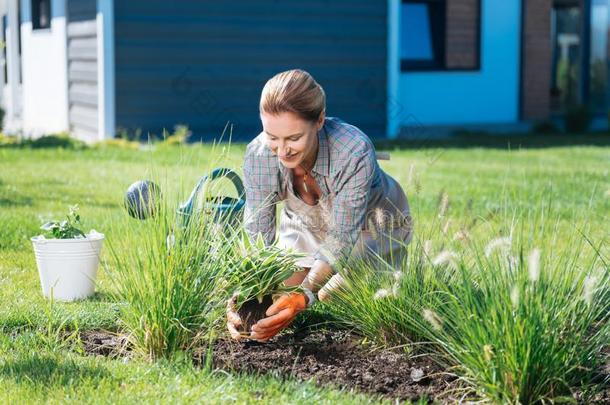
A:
[{"xmin": 0, "ymin": 139, "xmax": 608, "ymax": 403}]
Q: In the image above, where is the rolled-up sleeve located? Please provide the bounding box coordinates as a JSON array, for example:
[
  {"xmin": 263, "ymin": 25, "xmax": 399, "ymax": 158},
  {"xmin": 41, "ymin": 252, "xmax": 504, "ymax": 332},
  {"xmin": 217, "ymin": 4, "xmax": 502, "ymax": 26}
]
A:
[
  {"xmin": 242, "ymin": 139, "xmax": 280, "ymax": 246},
  {"xmin": 314, "ymin": 149, "xmax": 375, "ymax": 268}
]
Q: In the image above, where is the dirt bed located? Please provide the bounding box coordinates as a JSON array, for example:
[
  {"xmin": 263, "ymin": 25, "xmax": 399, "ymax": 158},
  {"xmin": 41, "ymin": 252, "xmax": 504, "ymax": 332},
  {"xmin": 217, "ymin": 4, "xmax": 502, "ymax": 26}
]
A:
[
  {"xmin": 79, "ymin": 330, "xmax": 609, "ymax": 403},
  {"xmin": 80, "ymin": 329, "xmax": 458, "ymax": 402},
  {"xmin": 203, "ymin": 330, "xmax": 458, "ymax": 403}
]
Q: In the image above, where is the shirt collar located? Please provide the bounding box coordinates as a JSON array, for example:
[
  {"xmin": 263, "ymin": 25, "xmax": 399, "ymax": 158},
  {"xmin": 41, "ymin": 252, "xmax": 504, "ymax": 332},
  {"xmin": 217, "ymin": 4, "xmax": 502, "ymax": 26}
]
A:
[{"xmin": 312, "ymin": 122, "xmax": 330, "ymax": 177}]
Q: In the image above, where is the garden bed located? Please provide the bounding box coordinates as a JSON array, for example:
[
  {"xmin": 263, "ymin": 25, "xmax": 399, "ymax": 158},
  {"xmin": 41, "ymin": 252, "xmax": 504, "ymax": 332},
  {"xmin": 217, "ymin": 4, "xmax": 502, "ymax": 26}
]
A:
[{"xmin": 80, "ymin": 330, "xmax": 458, "ymax": 402}]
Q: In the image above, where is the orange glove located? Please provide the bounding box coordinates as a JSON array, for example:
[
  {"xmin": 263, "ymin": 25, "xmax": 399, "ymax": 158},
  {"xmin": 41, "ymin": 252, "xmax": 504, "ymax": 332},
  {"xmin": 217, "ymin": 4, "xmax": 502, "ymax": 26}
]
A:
[{"xmin": 250, "ymin": 292, "xmax": 307, "ymax": 342}]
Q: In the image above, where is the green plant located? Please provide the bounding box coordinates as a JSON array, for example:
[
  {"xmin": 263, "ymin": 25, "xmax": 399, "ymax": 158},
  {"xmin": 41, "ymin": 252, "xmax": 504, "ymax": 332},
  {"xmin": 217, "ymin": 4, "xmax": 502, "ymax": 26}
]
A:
[
  {"xmin": 93, "ymin": 138, "xmax": 141, "ymax": 150},
  {"xmin": 35, "ymin": 295, "xmax": 82, "ymax": 353},
  {"xmin": 105, "ymin": 137, "xmax": 253, "ymax": 359},
  {"xmin": 29, "ymin": 133, "xmax": 88, "ymax": 149},
  {"xmin": 0, "ymin": 132, "xmax": 21, "ymax": 147},
  {"xmin": 40, "ymin": 205, "xmax": 86, "ymax": 239},
  {"xmin": 329, "ymin": 220, "xmax": 609, "ymax": 403},
  {"xmin": 227, "ymin": 232, "xmax": 302, "ymax": 307},
  {"xmin": 162, "ymin": 124, "xmax": 192, "ymax": 146},
  {"xmin": 417, "ymin": 235, "xmax": 609, "ymax": 404},
  {"xmin": 107, "ymin": 191, "xmax": 237, "ymax": 360}
]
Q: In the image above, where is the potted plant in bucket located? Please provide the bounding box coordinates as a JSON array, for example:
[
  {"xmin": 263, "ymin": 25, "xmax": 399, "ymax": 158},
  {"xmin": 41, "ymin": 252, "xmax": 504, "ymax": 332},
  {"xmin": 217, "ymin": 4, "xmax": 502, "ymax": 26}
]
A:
[{"xmin": 31, "ymin": 205, "xmax": 104, "ymax": 302}]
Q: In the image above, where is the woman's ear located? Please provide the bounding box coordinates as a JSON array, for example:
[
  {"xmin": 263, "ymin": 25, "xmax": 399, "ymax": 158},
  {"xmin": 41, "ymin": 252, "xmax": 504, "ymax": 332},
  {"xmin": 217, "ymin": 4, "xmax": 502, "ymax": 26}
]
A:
[{"xmin": 317, "ymin": 110, "xmax": 326, "ymax": 130}]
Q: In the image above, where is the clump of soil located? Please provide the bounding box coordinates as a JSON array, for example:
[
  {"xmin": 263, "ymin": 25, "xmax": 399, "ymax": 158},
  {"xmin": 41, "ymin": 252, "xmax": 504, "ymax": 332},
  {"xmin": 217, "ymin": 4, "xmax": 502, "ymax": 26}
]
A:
[{"xmin": 236, "ymin": 294, "xmax": 274, "ymax": 333}]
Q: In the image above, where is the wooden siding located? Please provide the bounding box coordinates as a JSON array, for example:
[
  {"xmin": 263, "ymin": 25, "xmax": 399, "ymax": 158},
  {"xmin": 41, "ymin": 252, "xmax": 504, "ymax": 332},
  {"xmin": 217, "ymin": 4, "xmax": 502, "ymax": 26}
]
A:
[
  {"xmin": 114, "ymin": 0, "xmax": 387, "ymax": 140},
  {"xmin": 67, "ymin": 0, "xmax": 98, "ymax": 141}
]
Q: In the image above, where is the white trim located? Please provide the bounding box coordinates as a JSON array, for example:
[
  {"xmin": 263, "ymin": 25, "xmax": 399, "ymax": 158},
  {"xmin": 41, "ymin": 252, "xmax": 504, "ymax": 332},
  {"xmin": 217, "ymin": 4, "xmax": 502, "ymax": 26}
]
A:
[
  {"xmin": 387, "ymin": 0, "xmax": 400, "ymax": 139},
  {"xmin": 6, "ymin": 0, "xmax": 21, "ymax": 122},
  {"xmin": 97, "ymin": 0, "xmax": 115, "ymax": 140}
]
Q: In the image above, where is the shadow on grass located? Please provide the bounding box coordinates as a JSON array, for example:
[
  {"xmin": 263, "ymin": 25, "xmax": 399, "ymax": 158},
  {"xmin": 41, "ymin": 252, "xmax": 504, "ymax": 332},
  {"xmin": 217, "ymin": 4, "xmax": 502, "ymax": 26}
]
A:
[
  {"xmin": 0, "ymin": 178, "xmax": 34, "ymax": 207},
  {"xmin": 374, "ymin": 133, "xmax": 610, "ymax": 150},
  {"xmin": 0, "ymin": 355, "xmax": 110, "ymax": 387},
  {"xmin": 0, "ymin": 196, "xmax": 34, "ymax": 208},
  {"xmin": 85, "ymin": 291, "xmax": 116, "ymax": 303}
]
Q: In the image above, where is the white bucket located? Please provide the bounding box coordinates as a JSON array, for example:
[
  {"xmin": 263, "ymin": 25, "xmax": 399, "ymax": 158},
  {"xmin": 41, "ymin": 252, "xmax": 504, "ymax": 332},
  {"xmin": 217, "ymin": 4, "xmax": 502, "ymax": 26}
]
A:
[{"xmin": 31, "ymin": 232, "xmax": 104, "ymax": 302}]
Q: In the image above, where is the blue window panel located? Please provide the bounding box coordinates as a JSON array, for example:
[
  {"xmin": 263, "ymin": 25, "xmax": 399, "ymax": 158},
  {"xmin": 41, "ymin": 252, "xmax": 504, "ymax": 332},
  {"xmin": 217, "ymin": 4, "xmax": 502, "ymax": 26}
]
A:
[{"xmin": 400, "ymin": 4, "xmax": 433, "ymax": 61}]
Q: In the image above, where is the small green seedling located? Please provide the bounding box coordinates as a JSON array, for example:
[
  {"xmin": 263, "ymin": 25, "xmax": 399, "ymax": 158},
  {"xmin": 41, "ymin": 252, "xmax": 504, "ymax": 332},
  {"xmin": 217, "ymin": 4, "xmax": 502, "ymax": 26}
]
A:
[{"xmin": 40, "ymin": 205, "xmax": 86, "ymax": 239}]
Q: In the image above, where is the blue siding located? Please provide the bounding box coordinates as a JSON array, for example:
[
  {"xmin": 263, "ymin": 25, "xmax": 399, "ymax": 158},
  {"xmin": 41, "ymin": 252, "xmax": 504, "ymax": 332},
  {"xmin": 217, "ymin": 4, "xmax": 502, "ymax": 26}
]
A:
[
  {"xmin": 114, "ymin": 0, "xmax": 388, "ymax": 141},
  {"xmin": 397, "ymin": 0, "xmax": 522, "ymax": 127}
]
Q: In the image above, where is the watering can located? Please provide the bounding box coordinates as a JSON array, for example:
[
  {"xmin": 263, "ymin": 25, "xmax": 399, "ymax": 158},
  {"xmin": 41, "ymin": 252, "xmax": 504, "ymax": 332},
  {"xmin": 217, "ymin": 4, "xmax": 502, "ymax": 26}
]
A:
[
  {"xmin": 176, "ymin": 167, "xmax": 246, "ymax": 228},
  {"xmin": 125, "ymin": 168, "xmax": 246, "ymax": 227}
]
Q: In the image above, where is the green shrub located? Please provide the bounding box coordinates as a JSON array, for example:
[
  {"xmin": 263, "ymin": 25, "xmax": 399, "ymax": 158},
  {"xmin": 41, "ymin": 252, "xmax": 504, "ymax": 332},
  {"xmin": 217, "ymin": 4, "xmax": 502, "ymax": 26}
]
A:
[
  {"xmin": 329, "ymin": 226, "xmax": 609, "ymax": 403},
  {"xmin": 162, "ymin": 125, "xmax": 192, "ymax": 146},
  {"xmin": 93, "ymin": 138, "xmax": 141, "ymax": 150},
  {"xmin": 0, "ymin": 133, "xmax": 21, "ymax": 147},
  {"xmin": 29, "ymin": 133, "xmax": 87, "ymax": 149},
  {"xmin": 106, "ymin": 188, "xmax": 235, "ymax": 360}
]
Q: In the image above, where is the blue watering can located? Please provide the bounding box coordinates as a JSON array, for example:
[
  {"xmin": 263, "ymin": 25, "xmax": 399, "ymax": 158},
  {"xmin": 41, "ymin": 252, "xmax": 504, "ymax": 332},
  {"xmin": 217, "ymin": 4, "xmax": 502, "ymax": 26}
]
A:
[
  {"xmin": 124, "ymin": 168, "xmax": 245, "ymax": 227},
  {"xmin": 176, "ymin": 167, "xmax": 246, "ymax": 228}
]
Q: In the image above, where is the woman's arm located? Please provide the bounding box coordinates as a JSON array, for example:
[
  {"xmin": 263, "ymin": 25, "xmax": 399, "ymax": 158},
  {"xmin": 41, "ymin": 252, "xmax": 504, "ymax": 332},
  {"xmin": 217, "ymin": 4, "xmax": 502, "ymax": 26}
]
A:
[
  {"xmin": 313, "ymin": 149, "xmax": 376, "ymax": 272},
  {"xmin": 242, "ymin": 138, "xmax": 280, "ymax": 245}
]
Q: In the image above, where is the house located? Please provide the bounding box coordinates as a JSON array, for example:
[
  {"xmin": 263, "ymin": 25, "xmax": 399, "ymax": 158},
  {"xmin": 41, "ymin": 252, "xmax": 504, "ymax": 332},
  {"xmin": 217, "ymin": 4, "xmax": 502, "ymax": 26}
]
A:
[{"xmin": 0, "ymin": 0, "xmax": 608, "ymax": 142}]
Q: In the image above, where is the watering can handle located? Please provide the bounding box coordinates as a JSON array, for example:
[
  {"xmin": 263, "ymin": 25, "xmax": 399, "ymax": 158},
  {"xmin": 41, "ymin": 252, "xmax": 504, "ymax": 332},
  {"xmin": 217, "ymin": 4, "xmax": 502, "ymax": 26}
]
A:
[
  {"xmin": 179, "ymin": 167, "xmax": 245, "ymax": 215},
  {"xmin": 206, "ymin": 167, "xmax": 245, "ymax": 198}
]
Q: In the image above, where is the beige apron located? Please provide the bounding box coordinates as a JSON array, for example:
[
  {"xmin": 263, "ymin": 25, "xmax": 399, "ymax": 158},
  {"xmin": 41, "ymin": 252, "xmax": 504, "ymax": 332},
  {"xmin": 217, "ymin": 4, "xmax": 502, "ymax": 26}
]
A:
[{"xmin": 277, "ymin": 171, "xmax": 412, "ymax": 269}]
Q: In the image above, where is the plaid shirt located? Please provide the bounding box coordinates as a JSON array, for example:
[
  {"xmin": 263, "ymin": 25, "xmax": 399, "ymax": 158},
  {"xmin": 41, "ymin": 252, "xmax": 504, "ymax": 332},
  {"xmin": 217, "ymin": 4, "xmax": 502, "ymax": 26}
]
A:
[{"xmin": 242, "ymin": 117, "xmax": 392, "ymax": 268}]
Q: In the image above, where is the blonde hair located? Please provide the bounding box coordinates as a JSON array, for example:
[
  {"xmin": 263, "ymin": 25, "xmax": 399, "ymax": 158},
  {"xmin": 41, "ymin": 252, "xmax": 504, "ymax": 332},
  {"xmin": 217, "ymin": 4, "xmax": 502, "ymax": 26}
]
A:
[{"xmin": 260, "ymin": 69, "xmax": 326, "ymax": 123}]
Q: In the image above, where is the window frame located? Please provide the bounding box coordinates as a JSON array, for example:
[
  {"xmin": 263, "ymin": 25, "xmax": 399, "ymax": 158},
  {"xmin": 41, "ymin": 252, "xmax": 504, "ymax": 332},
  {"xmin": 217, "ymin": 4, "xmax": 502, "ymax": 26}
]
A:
[
  {"xmin": 400, "ymin": 0, "xmax": 482, "ymax": 72},
  {"xmin": 31, "ymin": 0, "xmax": 51, "ymax": 30}
]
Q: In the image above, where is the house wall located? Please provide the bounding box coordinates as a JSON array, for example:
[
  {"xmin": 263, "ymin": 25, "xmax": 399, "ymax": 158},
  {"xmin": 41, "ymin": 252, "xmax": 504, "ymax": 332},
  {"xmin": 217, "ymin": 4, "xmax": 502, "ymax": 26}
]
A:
[
  {"xmin": 113, "ymin": 0, "xmax": 388, "ymax": 140},
  {"xmin": 20, "ymin": 0, "xmax": 69, "ymax": 135},
  {"xmin": 393, "ymin": 0, "xmax": 522, "ymax": 130},
  {"xmin": 66, "ymin": 0, "xmax": 98, "ymax": 141}
]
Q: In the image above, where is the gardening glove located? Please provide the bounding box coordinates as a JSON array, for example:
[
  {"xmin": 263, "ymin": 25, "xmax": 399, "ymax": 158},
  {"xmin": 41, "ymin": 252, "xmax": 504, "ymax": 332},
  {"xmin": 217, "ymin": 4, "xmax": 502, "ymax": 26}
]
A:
[
  {"xmin": 226, "ymin": 292, "xmax": 247, "ymax": 341},
  {"xmin": 302, "ymin": 259, "xmax": 344, "ymax": 301},
  {"xmin": 250, "ymin": 292, "xmax": 307, "ymax": 342},
  {"xmin": 317, "ymin": 273, "xmax": 346, "ymax": 302}
]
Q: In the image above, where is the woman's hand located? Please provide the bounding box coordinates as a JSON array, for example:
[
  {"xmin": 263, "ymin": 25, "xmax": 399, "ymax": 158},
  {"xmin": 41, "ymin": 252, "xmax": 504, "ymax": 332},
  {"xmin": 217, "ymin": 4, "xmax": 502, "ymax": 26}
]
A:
[
  {"xmin": 248, "ymin": 260, "xmax": 346, "ymax": 342},
  {"xmin": 250, "ymin": 292, "xmax": 307, "ymax": 342}
]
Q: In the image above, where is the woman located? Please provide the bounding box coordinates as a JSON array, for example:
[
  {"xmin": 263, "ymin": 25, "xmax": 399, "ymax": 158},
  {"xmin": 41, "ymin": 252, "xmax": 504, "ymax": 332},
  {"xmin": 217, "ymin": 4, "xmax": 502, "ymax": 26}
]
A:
[{"xmin": 227, "ymin": 69, "xmax": 413, "ymax": 342}]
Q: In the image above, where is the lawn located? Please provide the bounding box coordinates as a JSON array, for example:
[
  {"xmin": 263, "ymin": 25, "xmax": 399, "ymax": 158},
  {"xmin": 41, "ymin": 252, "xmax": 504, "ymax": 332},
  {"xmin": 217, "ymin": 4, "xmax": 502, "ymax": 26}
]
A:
[{"xmin": 0, "ymin": 136, "xmax": 608, "ymax": 403}]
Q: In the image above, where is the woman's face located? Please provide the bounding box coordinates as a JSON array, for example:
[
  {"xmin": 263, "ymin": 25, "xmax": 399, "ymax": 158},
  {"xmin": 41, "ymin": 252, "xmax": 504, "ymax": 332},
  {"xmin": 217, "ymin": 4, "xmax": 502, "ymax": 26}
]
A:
[{"xmin": 260, "ymin": 111, "xmax": 324, "ymax": 169}]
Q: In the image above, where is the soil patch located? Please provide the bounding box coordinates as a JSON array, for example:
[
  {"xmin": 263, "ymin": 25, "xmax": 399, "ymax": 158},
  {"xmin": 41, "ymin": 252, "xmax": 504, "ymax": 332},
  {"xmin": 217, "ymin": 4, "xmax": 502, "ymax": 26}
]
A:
[
  {"xmin": 80, "ymin": 330, "xmax": 129, "ymax": 358},
  {"xmin": 79, "ymin": 329, "xmax": 610, "ymax": 403},
  {"xmin": 80, "ymin": 329, "xmax": 456, "ymax": 401},
  {"xmin": 237, "ymin": 295, "xmax": 274, "ymax": 333},
  {"xmin": 199, "ymin": 330, "xmax": 458, "ymax": 402}
]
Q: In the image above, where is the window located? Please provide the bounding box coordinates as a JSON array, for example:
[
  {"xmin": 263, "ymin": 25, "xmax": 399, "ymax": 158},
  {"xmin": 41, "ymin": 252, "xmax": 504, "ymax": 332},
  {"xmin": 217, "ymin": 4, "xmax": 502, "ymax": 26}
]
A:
[
  {"xmin": 400, "ymin": 0, "xmax": 481, "ymax": 71},
  {"xmin": 32, "ymin": 0, "xmax": 51, "ymax": 30},
  {"xmin": 589, "ymin": 0, "xmax": 609, "ymax": 112}
]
